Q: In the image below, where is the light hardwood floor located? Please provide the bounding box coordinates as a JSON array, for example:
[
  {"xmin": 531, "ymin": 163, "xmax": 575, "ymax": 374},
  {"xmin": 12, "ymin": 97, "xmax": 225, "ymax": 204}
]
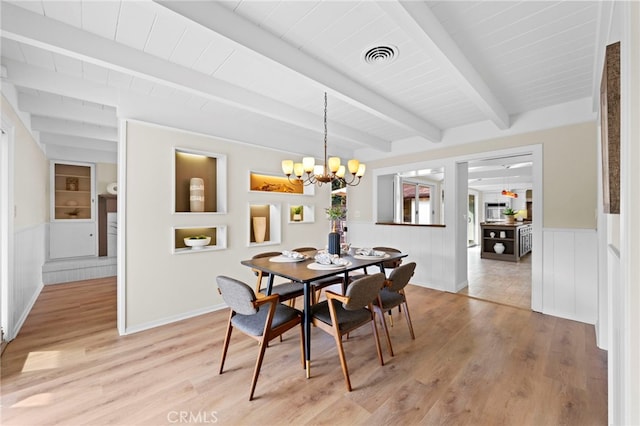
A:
[{"xmin": 1, "ymin": 277, "xmax": 606, "ymax": 425}]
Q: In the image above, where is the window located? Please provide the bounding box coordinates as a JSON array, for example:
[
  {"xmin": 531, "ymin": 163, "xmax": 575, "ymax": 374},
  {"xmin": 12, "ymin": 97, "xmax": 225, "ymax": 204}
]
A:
[{"xmin": 402, "ymin": 182, "xmax": 434, "ymax": 224}]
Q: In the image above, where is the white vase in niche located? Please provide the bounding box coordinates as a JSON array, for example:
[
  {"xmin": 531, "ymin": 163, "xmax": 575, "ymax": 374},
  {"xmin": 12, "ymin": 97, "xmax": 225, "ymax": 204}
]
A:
[
  {"xmin": 189, "ymin": 177, "xmax": 205, "ymax": 212},
  {"xmin": 253, "ymin": 216, "xmax": 267, "ymax": 243},
  {"xmin": 493, "ymin": 242, "xmax": 505, "ymax": 254}
]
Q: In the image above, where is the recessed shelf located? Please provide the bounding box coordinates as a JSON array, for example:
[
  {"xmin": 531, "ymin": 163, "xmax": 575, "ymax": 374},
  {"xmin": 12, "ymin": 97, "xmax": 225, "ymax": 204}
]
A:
[
  {"xmin": 249, "ymin": 203, "xmax": 281, "ymax": 247},
  {"xmin": 173, "ymin": 226, "xmax": 227, "ymax": 254},
  {"xmin": 287, "ymin": 204, "xmax": 314, "ymax": 223},
  {"xmin": 174, "ymin": 148, "xmax": 227, "ymax": 214},
  {"xmin": 52, "ymin": 162, "xmax": 94, "ymax": 221},
  {"xmin": 249, "ymin": 170, "xmax": 314, "ymax": 196}
]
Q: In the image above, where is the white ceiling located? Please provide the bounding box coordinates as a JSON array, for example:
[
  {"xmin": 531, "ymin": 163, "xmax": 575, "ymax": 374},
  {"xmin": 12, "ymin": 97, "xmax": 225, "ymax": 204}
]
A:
[{"xmin": 0, "ymin": 0, "xmax": 604, "ymax": 171}]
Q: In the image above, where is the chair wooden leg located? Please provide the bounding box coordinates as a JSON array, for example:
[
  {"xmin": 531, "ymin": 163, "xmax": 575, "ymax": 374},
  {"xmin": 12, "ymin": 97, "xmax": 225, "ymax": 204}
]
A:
[
  {"xmin": 376, "ymin": 307, "xmax": 394, "ymax": 357},
  {"xmin": 249, "ymin": 338, "xmax": 269, "ymax": 401},
  {"xmin": 402, "ymin": 300, "xmax": 415, "ymax": 339},
  {"xmin": 334, "ymin": 331, "xmax": 352, "ymax": 391},
  {"xmin": 279, "ymin": 298, "xmax": 297, "ymax": 342},
  {"xmin": 370, "ymin": 310, "xmax": 384, "ymax": 366},
  {"xmin": 219, "ymin": 314, "xmax": 234, "ymax": 374}
]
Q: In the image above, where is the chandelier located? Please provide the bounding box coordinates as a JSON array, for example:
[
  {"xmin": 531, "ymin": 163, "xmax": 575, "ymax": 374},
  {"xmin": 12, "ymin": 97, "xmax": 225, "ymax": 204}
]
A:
[{"xmin": 281, "ymin": 92, "xmax": 365, "ymax": 187}]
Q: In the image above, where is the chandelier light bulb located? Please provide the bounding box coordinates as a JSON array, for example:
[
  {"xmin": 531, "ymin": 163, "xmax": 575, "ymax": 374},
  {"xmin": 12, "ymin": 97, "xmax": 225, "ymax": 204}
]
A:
[
  {"xmin": 293, "ymin": 163, "xmax": 304, "ymax": 178},
  {"xmin": 347, "ymin": 159, "xmax": 360, "ymax": 174},
  {"xmin": 302, "ymin": 157, "xmax": 315, "ymax": 173},
  {"xmin": 282, "ymin": 160, "xmax": 294, "ymax": 176},
  {"xmin": 328, "ymin": 157, "xmax": 341, "ymax": 173}
]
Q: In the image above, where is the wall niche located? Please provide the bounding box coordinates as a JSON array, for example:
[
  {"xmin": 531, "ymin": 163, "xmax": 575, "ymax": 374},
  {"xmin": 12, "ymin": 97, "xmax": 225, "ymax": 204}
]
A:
[
  {"xmin": 174, "ymin": 148, "xmax": 227, "ymax": 214},
  {"xmin": 249, "ymin": 203, "xmax": 281, "ymax": 246}
]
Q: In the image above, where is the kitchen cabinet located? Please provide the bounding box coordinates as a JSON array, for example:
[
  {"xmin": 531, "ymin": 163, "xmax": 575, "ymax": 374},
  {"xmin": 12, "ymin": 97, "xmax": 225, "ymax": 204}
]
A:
[
  {"xmin": 49, "ymin": 221, "xmax": 96, "ymax": 259},
  {"xmin": 480, "ymin": 222, "xmax": 532, "ymax": 262}
]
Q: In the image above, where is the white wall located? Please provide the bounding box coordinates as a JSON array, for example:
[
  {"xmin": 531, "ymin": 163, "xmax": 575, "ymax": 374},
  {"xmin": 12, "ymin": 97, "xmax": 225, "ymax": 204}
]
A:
[
  {"xmin": 612, "ymin": 2, "xmax": 640, "ymax": 424},
  {"xmin": 349, "ymin": 123, "xmax": 599, "ymax": 325},
  {"xmin": 1, "ymin": 94, "xmax": 48, "ymax": 340},
  {"xmin": 96, "ymin": 163, "xmax": 117, "ymax": 195},
  {"xmin": 122, "ymin": 120, "xmax": 332, "ymax": 333}
]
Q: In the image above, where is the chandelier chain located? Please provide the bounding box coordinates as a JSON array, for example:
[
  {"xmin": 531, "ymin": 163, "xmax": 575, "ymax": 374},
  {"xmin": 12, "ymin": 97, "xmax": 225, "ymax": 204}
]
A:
[{"xmin": 324, "ymin": 92, "xmax": 328, "ymax": 174}]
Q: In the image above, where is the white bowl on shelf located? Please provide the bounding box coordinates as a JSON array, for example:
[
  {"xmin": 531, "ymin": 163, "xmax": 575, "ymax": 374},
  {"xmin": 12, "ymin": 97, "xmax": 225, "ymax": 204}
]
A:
[{"xmin": 184, "ymin": 236, "xmax": 211, "ymax": 249}]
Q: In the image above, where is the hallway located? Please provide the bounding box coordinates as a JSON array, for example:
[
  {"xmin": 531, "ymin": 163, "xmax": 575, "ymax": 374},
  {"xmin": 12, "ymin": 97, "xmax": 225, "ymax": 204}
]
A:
[{"xmin": 461, "ymin": 245, "xmax": 532, "ymax": 309}]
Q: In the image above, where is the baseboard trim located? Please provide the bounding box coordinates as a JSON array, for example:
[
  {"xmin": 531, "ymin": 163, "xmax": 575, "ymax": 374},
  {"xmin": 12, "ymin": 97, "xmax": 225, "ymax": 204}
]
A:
[
  {"xmin": 122, "ymin": 303, "xmax": 227, "ymax": 336},
  {"xmin": 10, "ymin": 282, "xmax": 44, "ymax": 340}
]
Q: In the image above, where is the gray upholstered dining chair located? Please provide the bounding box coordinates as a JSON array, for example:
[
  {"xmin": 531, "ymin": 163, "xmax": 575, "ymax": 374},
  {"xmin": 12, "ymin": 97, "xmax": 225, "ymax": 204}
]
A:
[
  {"xmin": 310, "ymin": 273, "xmax": 385, "ymax": 391},
  {"xmin": 373, "ymin": 262, "xmax": 416, "ymax": 357},
  {"xmin": 373, "ymin": 246, "xmax": 404, "ymax": 270},
  {"xmin": 216, "ymin": 275, "xmax": 304, "ymax": 401},
  {"xmin": 252, "ymin": 251, "xmax": 304, "ymax": 306},
  {"xmin": 355, "ymin": 246, "xmax": 403, "ymax": 278}
]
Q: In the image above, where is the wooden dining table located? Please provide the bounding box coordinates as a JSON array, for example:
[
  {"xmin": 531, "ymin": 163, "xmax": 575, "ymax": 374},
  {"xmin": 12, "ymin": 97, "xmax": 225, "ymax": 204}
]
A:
[{"xmin": 240, "ymin": 249, "xmax": 407, "ymax": 378}]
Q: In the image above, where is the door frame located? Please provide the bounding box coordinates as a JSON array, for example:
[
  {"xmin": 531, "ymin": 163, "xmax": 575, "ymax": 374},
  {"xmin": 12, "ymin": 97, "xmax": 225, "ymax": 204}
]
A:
[
  {"xmin": 458, "ymin": 144, "xmax": 543, "ymax": 312},
  {"xmin": 1, "ymin": 115, "xmax": 15, "ymax": 341}
]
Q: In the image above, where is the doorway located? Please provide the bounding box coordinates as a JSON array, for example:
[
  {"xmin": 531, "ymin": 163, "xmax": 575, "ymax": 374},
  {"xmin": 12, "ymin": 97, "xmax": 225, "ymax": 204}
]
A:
[{"xmin": 462, "ymin": 153, "xmax": 536, "ymax": 310}]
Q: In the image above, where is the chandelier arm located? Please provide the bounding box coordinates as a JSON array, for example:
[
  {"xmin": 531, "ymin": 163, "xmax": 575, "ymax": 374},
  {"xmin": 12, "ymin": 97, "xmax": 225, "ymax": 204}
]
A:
[
  {"xmin": 348, "ymin": 177, "xmax": 361, "ymax": 187},
  {"xmin": 341, "ymin": 174, "xmax": 361, "ymax": 187},
  {"xmin": 286, "ymin": 174, "xmax": 318, "ymax": 187}
]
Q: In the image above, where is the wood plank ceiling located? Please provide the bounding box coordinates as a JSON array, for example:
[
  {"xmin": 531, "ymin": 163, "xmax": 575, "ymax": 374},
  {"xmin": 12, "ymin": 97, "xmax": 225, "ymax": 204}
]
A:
[{"xmin": 0, "ymin": 1, "xmax": 601, "ymax": 165}]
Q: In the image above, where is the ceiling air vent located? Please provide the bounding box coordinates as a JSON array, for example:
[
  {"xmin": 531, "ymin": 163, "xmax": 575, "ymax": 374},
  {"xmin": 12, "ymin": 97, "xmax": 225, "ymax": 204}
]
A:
[{"xmin": 363, "ymin": 45, "xmax": 398, "ymax": 65}]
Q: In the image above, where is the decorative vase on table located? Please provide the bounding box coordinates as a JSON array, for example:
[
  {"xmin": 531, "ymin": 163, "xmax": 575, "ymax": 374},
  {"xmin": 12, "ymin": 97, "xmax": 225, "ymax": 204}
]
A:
[
  {"xmin": 505, "ymin": 215, "xmax": 515, "ymax": 224},
  {"xmin": 493, "ymin": 242, "xmax": 505, "ymax": 254},
  {"xmin": 189, "ymin": 177, "xmax": 205, "ymax": 212},
  {"xmin": 253, "ymin": 216, "xmax": 267, "ymax": 243},
  {"xmin": 328, "ymin": 232, "xmax": 341, "ymax": 255},
  {"xmin": 328, "ymin": 219, "xmax": 341, "ymax": 255}
]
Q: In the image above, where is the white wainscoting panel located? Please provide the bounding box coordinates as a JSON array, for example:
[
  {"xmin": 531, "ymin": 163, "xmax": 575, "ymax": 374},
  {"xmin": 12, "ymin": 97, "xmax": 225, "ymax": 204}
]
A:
[
  {"xmin": 11, "ymin": 224, "xmax": 45, "ymax": 339},
  {"xmin": 351, "ymin": 223, "xmax": 598, "ymax": 325},
  {"xmin": 348, "ymin": 222, "xmax": 453, "ymax": 291},
  {"xmin": 607, "ymin": 244, "xmax": 623, "ymax": 424},
  {"xmin": 542, "ymin": 228, "xmax": 598, "ymax": 324}
]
